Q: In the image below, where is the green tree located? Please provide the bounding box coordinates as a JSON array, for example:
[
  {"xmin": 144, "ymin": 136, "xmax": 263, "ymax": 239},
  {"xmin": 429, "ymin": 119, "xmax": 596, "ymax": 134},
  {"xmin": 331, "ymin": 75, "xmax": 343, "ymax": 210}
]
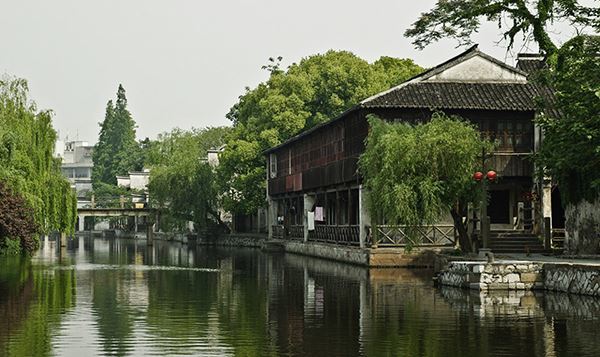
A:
[
  {"xmin": 147, "ymin": 127, "xmax": 231, "ymax": 230},
  {"xmin": 219, "ymin": 51, "xmax": 424, "ymax": 214},
  {"xmin": 0, "ymin": 77, "xmax": 77, "ymax": 254},
  {"xmin": 359, "ymin": 114, "xmax": 492, "ymax": 252},
  {"xmin": 536, "ymin": 35, "xmax": 600, "ymax": 204},
  {"xmin": 405, "ymin": 0, "xmax": 600, "ymax": 55},
  {"xmin": 92, "ymin": 84, "xmax": 142, "ymax": 188}
]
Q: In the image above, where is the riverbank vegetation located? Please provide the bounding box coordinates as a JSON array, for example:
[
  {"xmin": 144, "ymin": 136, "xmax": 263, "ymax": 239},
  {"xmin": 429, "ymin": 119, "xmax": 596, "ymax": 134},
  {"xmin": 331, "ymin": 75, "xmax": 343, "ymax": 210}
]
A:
[
  {"xmin": 0, "ymin": 77, "xmax": 77, "ymax": 255},
  {"xmin": 359, "ymin": 114, "xmax": 492, "ymax": 252}
]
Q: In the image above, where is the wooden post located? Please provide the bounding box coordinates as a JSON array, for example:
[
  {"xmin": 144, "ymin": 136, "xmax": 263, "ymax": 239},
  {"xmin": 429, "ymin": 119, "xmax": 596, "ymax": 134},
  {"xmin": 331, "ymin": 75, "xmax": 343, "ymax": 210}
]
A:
[
  {"xmin": 147, "ymin": 219, "xmax": 154, "ymax": 246},
  {"xmin": 358, "ymin": 185, "xmax": 371, "ymax": 248}
]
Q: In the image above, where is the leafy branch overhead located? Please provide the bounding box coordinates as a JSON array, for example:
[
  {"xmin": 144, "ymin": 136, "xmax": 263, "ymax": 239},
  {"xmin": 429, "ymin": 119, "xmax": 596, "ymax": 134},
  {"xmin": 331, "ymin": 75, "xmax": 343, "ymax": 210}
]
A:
[{"xmin": 405, "ymin": 0, "xmax": 600, "ymax": 54}]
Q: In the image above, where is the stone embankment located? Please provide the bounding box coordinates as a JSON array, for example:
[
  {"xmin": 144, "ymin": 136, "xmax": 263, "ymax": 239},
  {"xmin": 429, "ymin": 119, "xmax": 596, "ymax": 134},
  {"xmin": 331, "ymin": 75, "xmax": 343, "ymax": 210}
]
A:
[{"xmin": 438, "ymin": 260, "xmax": 600, "ymax": 297}]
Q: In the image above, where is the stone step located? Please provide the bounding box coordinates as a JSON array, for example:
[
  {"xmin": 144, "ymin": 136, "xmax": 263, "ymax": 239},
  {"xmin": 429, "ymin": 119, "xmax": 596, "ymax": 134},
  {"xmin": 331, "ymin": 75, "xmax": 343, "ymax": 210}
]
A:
[
  {"xmin": 490, "ymin": 233, "xmax": 537, "ymax": 238},
  {"xmin": 490, "ymin": 238, "xmax": 542, "ymax": 243},
  {"xmin": 490, "ymin": 244, "xmax": 545, "ymax": 249},
  {"xmin": 490, "ymin": 249, "xmax": 549, "ymax": 254}
]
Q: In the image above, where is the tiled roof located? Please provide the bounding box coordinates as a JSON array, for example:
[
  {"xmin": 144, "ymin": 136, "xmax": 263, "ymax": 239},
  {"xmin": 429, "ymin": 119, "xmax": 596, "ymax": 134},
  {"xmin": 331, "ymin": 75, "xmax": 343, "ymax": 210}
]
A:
[
  {"xmin": 362, "ymin": 82, "xmax": 549, "ymax": 111},
  {"xmin": 516, "ymin": 59, "xmax": 545, "ymax": 74}
]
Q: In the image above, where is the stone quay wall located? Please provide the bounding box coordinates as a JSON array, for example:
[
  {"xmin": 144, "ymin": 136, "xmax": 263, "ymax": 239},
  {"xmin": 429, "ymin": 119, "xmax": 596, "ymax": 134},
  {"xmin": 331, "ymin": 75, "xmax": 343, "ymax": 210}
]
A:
[
  {"xmin": 438, "ymin": 261, "xmax": 544, "ymax": 291},
  {"xmin": 439, "ymin": 261, "xmax": 600, "ymax": 297},
  {"xmin": 544, "ymin": 263, "xmax": 600, "ymax": 296},
  {"xmin": 279, "ymin": 241, "xmax": 440, "ymax": 267},
  {"xmin": 195, "ymin": 233, "xmax": 267, "ymax": 248}
]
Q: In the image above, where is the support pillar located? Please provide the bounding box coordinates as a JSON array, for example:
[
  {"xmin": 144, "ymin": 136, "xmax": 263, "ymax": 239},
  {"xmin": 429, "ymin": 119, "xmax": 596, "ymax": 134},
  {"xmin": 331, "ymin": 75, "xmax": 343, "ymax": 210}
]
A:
[
  {"xmin": 78, "ymin": 215, "xmax": 85, "ymax": 232},
  {"xmin": 134, "ymin": 216, "xmax": 138, "ymax": 233},
  {"xmin": 267, "ymin": 198, "xmax": 279, "ymax": 240},
  {"xmin": 358, "ymin": 185, "xmax": 371, "ymax": 249},
  {"xmin": 541, "ymin": 178, "xmax": 553, "ymax": 236},
  {"xmin": 303, "ymin": 194, "xmax": 315, "ymax": 243}
]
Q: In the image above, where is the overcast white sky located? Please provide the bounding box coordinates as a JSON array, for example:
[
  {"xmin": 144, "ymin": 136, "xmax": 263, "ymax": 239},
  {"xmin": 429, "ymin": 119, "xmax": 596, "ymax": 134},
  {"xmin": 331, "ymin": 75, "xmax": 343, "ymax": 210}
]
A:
[{"xmin": 0, "ymin": 0, "xmax": 585, "ymax": 143}]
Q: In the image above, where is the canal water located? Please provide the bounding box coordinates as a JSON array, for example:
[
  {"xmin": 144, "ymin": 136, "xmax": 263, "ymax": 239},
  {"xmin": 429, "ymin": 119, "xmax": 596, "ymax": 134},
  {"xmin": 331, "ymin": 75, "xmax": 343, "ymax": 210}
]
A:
[{"xmin": 1, "ymin": 237, "xmax": 600, "ymax": 357}]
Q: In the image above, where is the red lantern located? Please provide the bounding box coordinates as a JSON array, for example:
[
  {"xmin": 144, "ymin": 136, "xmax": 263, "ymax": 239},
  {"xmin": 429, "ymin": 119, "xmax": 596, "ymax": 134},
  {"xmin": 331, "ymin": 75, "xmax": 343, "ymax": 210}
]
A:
[
  {"xmin": 473, "ymin": 171, "xmax": 484, "ymax": 181},
  {"xmin": 487, "ymin": 170, "xmax": 497, "ymax": 182}
]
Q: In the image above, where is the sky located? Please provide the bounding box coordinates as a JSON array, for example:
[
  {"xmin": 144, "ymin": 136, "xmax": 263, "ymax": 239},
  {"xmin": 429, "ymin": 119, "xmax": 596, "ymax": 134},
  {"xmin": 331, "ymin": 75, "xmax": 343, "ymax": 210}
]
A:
[{"xmin": 0, "ymin": 0, "xmax": 586, "ymax": 143}]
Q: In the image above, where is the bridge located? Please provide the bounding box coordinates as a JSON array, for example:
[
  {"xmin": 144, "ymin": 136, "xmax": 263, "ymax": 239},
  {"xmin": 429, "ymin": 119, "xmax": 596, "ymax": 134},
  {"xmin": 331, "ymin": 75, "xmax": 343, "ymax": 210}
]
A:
[
  {"xmin": 77, "ymin": 207, "xmax": 156, "ymax": 218},
  {"xmin": 76, "ymin": 207, "xmax": 158, "ymax": 233}
]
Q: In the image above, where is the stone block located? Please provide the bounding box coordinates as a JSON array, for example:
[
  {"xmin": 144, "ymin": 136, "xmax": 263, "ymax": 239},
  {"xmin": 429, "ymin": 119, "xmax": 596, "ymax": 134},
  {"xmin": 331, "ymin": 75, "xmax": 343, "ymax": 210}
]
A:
[
  {"xmin": 488, "ymin": 282, "xmax": 509, "ymax": 290},
  {"xmin": 504, "ymin": 273, "xmax": 521, "ymax": 283},
  {"xmin": 472, "ymin": 264, "xmax": 485, "ymax": 273},
  {"xmin": 520, "ymin": 273, "xmax": 542, "ymax": 283}
]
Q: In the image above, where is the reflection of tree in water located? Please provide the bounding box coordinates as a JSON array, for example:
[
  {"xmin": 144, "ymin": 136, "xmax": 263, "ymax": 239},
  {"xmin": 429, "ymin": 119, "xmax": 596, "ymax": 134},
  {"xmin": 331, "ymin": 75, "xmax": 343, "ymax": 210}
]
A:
[
  {"xmin": 145, "ymin": 269, "xmax": 219, "ymax": 349},
  {"xmin": 214, "ymin": 251, "xmax": 277, "ymax": 356},
  {"xmin": 0, "ymin": 257, "xmax": 76, "ymax": 356},
  {"xmin": 91, "ymin": 269, "xmax": 135, "ymax": 356},
  {"xmin": 0, "ymin": 258, "xmax": 34, "ymax": 355}
]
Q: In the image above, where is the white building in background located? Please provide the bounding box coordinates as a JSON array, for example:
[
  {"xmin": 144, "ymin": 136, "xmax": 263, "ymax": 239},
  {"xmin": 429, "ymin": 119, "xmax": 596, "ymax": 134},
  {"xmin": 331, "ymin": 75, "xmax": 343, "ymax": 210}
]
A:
[
  {"xmin": 117, "ymin": 169, "xmax": 151, "ymax": 207},
  {"xmin": 206, "ymin": 145, "xmax": 226, "ymax": 167},
  {"xmin": 116, "ymin": 169, "xmax": 150, "ymax": 191},
  {"xmin": 55, "ymin": 140, "xmax": 94, "ymax": 206}
]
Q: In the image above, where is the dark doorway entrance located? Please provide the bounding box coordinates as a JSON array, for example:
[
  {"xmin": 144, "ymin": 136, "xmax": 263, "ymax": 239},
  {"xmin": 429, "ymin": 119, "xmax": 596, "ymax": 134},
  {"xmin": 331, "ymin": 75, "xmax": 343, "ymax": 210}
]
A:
[
  {"xmin": 552, "ymin": 187, "xmax": 566, "ymax": 228},
  {"xmin": 488, "ymin": 190, "xmax": 510, "ymax": 224}
]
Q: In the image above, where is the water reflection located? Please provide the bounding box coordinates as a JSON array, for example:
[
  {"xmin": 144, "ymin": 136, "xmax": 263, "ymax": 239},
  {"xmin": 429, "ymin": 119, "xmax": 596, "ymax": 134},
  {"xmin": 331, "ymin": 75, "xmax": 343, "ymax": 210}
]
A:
[{"xmin": 0, "ymin": 236, "xmax": 599, "ymax": 356}]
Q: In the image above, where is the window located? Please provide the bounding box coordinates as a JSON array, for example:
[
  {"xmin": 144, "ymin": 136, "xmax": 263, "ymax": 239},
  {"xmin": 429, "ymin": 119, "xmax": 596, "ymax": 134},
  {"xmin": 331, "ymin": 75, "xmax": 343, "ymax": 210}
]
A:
[
  {"xmin": 269, "ymin": 154, "xmax": 277, "ymax": 178},
  {"xmin": 495, "ymin": 120, "xmax": 531, "ymax": 151}
]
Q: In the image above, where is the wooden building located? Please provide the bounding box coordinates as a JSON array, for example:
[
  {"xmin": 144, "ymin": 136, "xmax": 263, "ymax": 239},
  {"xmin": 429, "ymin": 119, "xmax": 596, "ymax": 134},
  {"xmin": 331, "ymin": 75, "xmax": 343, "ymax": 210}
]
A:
[{"xmin": 265, "ymin": 45, "xmax": 561, "ymax": 249}]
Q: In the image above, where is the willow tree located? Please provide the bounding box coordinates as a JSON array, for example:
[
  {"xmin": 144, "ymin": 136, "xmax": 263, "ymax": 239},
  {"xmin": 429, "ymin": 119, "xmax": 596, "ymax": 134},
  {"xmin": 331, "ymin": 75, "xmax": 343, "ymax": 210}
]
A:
[
  {"xmin": 359, "ymin": 114, "xmax": 491, "ymax": 252},
  {"xmin": 0, "ymin": 77, "xmax": 77, "ymax": 254},
  {"xmin": 147, "ymin": 127, "xmax": 231, "ymax": 231},
  {"xmin": 405, "ymin": 0, "xmax": 600, "ymax": 55}
]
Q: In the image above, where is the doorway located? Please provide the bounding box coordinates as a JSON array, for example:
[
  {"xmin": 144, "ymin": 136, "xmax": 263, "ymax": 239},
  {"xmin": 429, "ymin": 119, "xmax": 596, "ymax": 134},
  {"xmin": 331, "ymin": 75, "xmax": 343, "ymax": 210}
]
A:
[{"xmin": 488, "ymin": 190, "xmax": 511, "ymax": 224}]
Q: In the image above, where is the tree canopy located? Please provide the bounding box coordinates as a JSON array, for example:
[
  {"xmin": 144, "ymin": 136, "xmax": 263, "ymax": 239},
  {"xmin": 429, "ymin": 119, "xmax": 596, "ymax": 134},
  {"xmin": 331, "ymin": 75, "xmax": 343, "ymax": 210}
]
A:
[
  {"xmin": 147, "ymin": 127, "xmax": 231, "ymax": 231},
  {"xmin": 536, "ymin": 35, "xmax": 600, "ymax": 204},
  {"xmin": 0, "ymin": 77, "xmax": 77, "ymax": 254},
  {"xmin": 92, "ymin": 84, "xmax": 143, "ymax": 188},
  {"xmin": 219, "ymin": 51, "xmax": 424, "ymax": 214},
  {"xmin": 359, "ymin": 113, "xmax": 492, "ymax": 251},
  {"xmin": 405, "ymin": 0, "xmax": 600, "ymax": 55}
]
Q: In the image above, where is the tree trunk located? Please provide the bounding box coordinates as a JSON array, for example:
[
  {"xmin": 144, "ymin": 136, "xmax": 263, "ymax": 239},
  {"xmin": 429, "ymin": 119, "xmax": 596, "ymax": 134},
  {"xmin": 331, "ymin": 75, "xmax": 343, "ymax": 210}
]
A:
[{"xmin": 451, "ymin": 203, "xmax": 472, "ymax": 253}]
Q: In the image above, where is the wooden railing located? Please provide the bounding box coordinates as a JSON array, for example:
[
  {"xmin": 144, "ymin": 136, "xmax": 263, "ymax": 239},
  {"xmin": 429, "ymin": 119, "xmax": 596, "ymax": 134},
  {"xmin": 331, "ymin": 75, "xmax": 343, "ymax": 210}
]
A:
[
  {"xmin": 289, "ymin": 225, "xmax": 304, "ymax": 240},
  {"xmin": 271, "ymin": 225, "xmax": 304, "ymax": 240},
  {"xmin": 308, "ymin": 225, "xmax": 360, "ymax": 246},
  {"xmin": 372, "ymin": 224, "xmax": 457, "ymax": 247},
  {"xmin": 272, "ymin": 225, "xmax": 285, "ymax": 239}
]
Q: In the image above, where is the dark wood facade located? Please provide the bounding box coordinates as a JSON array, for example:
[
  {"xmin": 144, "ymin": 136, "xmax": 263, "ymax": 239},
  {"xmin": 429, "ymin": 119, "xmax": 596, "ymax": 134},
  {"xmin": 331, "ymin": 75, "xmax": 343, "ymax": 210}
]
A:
[{"xmin": 267, "ymin": 107, "xmax": 535, "ymax": 198}]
